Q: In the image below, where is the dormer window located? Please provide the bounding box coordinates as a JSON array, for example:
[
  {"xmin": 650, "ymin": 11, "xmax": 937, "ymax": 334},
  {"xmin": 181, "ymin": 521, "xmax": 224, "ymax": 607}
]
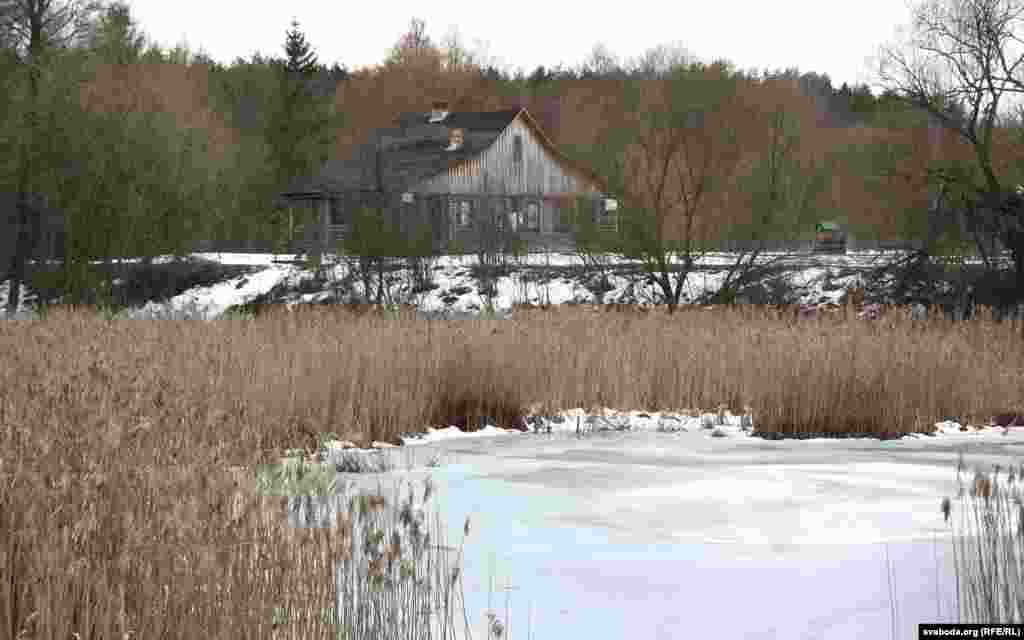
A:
[
  {"xmin": 429, "ymin": 100, "xmax": 449, "ymax": 123},
  {"xmin": 513, "ymin": 135, "xmax": 522, "ymax": 163},
  {"xmin": 446, "ymin": 128, "xmax": 464, "ymax": 151}
]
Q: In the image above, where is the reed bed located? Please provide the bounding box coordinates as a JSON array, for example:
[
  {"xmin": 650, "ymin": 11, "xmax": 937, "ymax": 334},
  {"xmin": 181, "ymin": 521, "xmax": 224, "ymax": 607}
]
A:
[
  {"xmin": 938, "ymin": 451, "xmax": 1024, "ymax": 626},
  {"xmin": 1, "ymin": 302, "xmax": 1023, "ymax": 638}
]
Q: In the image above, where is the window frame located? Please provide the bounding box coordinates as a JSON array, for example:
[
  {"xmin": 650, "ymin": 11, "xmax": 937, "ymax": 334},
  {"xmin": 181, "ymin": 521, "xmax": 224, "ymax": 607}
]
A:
[
  {"xmin": 597, "ymin": 199, "xmax": 613, "ymax": 227},
  {"xmin": 329, "ymin": 196, "xmax": 345, "ymax": 226},
  {"xmin": 449, "ymin": 198, "xmax": 474, "ymax": 229},
  {"xmin": 505, "ymin": 197, "xmax": 521, "ymax": 231},
  {"xmin": 525, "ymin": 200, "xmax": 540, "ymax": 231},
  {"xmin": 492, "ymin": 198, "xmax": 507, "ymax": 231}
]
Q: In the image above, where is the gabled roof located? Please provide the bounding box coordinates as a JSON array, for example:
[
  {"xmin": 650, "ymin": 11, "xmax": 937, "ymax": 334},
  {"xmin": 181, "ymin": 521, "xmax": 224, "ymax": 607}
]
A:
[
  {"xmin": 509, "ymin": 108, "xmax": 611, "ymax": 195},
  {"xmin": 281, "ymin": 144, "xmax": 380, "ymax": 196},
  {"xmin": 394, "ymin": 109, "xmax": 521, "ymax": 132},
  {"xmin": 280, "ymin": 107, "xmax": 609, "ymax": 198}
]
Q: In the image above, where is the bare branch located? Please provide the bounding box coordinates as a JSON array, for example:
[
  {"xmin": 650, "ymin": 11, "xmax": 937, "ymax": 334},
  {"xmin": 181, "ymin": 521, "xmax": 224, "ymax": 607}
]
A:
[{"xmin": 0, "ymin": 0, "xmax": 100, "ymax": 62}]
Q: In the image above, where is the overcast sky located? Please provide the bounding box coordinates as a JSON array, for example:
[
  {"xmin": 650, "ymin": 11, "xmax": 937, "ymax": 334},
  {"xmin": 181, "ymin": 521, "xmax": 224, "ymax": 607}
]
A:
[{"xmin": 128, "ymin": 0, "xmax": 911, "ymax": 91}]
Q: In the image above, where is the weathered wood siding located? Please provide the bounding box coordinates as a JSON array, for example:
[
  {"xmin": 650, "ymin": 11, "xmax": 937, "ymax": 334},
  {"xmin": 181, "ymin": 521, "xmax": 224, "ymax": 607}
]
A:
[
  {"xmin": 291, "ymin": 111, "xmax": 616, "ymax": 256},
  {"xmin": 418, "ymin": 115, "xmax": 603, "ymax": 197}
]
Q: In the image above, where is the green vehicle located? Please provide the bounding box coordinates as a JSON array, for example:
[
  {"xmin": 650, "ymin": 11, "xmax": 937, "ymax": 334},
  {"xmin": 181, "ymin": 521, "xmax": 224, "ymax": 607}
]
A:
[{"xmin": 814, "ymin": 221, "xmax": 847, "ymax": 254}]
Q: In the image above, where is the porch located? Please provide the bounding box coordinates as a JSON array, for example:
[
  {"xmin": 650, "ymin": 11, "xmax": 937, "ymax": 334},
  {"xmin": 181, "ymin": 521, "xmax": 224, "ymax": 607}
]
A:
[{"xmin": 284, "ymin": 192, "xmax": 618, "ymax": 256}]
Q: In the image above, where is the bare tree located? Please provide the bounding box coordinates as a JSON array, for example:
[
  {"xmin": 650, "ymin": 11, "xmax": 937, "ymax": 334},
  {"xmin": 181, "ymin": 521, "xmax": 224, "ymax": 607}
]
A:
[
  {"xmin": 438, "ymin": 27, "xmax": 487, "ymax": 74},
  {"xmin": 623, "ymin": 42, "xmax": 698, "ymax": 79},
  {"xmin": 712, "ymin": 100, "xmax": 830, "ymax": 305},
  {"xmin": 77, "ymin": 0, "xmax": 146, "ymax": 65},
  {"xmin": 875, "ymin": 0, "xmax": 1024, "ymax": 321},
  {"xmin": 878, "ymin": 0, "xmax": 1024, "ymax": 189},
  {"xmin": 383, "ymin": 17, "xmax": 441, "ymax": 71},
  {"xmin": 589, "ymin": 63, "xmax": 747, "ymax": 314},
  {"xmin": 579, "ymin": 42, "xmax": 622, "ymax": 78},
  {"xmin": 1, "ymin": 0, "xmax": 100, "ymax": 314}
]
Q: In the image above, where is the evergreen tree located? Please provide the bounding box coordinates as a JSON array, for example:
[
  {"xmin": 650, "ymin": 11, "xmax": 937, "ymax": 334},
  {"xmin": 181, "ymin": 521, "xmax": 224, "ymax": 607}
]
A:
[
  {"xmin": 527, "ymin": 65, "xmax": 553, "ymax": 88},
  {"xmin": 265, "ymin": 18, "xmax": 343, "ymax": 249},
  {"xmin": 283, "ymin": 18, "xmax": 317, "ymax": 76}
]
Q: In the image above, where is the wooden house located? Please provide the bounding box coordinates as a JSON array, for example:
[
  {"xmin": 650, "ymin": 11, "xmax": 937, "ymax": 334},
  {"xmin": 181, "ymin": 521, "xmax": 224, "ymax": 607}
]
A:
[{"xmin": 278, "ymin": 101, "xmax": 618, "ymax": 256}]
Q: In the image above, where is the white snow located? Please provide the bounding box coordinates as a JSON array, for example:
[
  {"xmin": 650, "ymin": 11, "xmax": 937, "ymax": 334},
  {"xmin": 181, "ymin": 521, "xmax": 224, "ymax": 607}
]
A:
[
  {"xmin": 0, "ymin": 250, "xmax": 896, "ymax": 319},
  {"xmin": 317, "ymin": 409, "xmax": 1023, "ymax": 639},
  {"xmin": 3, "ymin": 249, "xmax": 1010, "ymax": 320}
]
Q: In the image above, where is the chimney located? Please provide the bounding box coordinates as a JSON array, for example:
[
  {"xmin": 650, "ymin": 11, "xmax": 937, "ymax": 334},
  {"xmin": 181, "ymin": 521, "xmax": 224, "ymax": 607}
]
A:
[{"xmin": 429, "ymin": 100, "xmax": 450, "ymax": 123}]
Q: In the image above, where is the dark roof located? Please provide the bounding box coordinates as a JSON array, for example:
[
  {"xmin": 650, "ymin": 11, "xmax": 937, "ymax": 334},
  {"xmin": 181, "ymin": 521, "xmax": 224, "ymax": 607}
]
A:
[
  {"xmin": 394, "ymin": 110, "xmax": 520, "ymax": 132},
  {"xmin": 0, "ymin": 192, "xmax": 65, "ymax": 224},
  {"xmin": 281, "ymin": 145, "xmax": 380, "ymax": 195},
  {"xmin": 280, "ymin": 108, "xmax": 609, "ymax": 197},
  {"xmin": 282, "ymin": 110, "xmax": 520, "ymax": 196}
]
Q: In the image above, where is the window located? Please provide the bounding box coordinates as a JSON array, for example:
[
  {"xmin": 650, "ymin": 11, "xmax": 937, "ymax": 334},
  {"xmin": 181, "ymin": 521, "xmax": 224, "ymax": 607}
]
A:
[
  {"xmin": 329, "ymin": 197, "xmax": 345, "ymax": 225},
  {"xmin": 526, "ymin": 201, "xmax": 540, "ymax": 231},
  {"xmin": 513, "ymin": 135, "xmax": 522, "ymax": 164},
  {"xmin": 457, "ymin": 200, "xmax": 472, "ymax": 228},
  {"xmin": 504, "ymin": 197, "xmax": 522, "ymax": 231},
  {"xmin": 597, "ymin": 199, "xmax": 611, "ymax": 227},
  {"xmin": 493, "ymin": 198, "xmax": 506, "ymax": 231},
  {"xmin": 597, "ymin": 199, "xmax": 617, "ymax": 229},
  {"xmin": 449, "ymin": 199, "xmax": 472, "ymax": 228}
]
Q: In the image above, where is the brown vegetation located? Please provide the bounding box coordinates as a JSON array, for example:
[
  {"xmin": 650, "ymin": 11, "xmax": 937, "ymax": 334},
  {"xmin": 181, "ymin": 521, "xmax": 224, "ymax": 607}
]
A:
[
  {"xmin": 2, "ymin": 303, "xmax": 1023, "ymax": 637},
  {"xmin": 78, "ymin": 62, "xmax": 240, "ymax": 163},
  {"xmin": 73, "ymin": 51, "xmax": 1024, "ymax": 247}
]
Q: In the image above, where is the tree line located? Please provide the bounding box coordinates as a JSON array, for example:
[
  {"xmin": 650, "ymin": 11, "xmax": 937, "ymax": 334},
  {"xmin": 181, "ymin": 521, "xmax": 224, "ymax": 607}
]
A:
[{"xmin": 1, "ymin": 1, "xmax": 1022, "ymax": 316}]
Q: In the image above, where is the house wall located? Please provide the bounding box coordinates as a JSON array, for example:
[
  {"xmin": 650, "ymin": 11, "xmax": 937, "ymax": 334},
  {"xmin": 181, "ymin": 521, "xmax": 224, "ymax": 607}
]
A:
[
  {"xmin": 291, "ymin": 112, "xmax": 615, "ymax": 256},
  {"xmin": 418, "ymin": 115, "xmax": 603, "ymax": 199},
  {"xmin": 414, "ymin": 114, "xmax": 608, "ymax": 242}
]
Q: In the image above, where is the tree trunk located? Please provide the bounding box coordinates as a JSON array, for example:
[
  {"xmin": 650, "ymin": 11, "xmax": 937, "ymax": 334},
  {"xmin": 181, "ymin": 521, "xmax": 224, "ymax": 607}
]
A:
[
  {"xmin": 4, "ymin": 12, "xmax": 46, "ymax": 316},
  {"xmin": 1014, "ymin": 239, "xmax": 1024, "ymax": 340},
  {"xmin": 6, "ymin": 122, "xmax": 37, "ymax": 315},
  {"xmin": 5, "ymin": 196, "xmax": 32, "ymax": 314}
]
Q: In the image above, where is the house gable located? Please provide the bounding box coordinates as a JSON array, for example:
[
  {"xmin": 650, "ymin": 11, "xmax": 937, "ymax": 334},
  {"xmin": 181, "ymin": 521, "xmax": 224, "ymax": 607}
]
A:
[
  {"xmin": 282, "ymin": 107, "xmax": 609, "ymax": 199},
  {"xmin": 277, "ymin": 105, "xmax": 618, "ymax": 256},
  {"xmin": 417, "ymin": 109, "xmax": 608, "ymax": 197}
]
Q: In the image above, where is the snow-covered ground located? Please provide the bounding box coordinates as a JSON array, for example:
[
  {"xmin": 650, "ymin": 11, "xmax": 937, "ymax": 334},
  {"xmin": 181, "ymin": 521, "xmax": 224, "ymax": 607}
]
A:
[
  {"xmin": 0, "ymin": 249, "xmax": 939, "ymax": 321},
  {"xmin": 4, "ymin": 251, "xmax": 1021, "ymax": 638}
]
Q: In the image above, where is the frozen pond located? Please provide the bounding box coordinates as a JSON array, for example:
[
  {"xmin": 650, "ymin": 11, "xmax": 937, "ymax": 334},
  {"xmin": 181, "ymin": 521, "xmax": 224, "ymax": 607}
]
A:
[{"xmin": 294, "ymin": 416, "xmax": 1024, "ymax": 639}]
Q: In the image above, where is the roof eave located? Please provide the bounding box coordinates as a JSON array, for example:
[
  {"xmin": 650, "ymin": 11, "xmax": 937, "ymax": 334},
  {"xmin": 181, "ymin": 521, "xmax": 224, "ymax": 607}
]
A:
[
  {"xmin": 280, "ymin": 190, "xmax": 326, "ymax": 199},
  {"xmin": 512, "ymin": 108, "xmax": 612, "ymax": 195}
]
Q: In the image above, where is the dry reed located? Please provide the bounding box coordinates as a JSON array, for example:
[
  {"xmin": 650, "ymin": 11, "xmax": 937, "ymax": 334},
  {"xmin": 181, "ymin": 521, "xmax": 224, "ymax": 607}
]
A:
[{"xmin": 1, "ymin": 303, "xmax": 1022, "ymax": 638}]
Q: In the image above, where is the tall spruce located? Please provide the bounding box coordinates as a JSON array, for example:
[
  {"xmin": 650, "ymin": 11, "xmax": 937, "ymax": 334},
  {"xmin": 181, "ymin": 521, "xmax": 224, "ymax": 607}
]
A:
[
  {"xmin": 283, "ymin": 18, "xmax": 317, "ymax": 75},
  {"xmin": 266, "ymin": 18, "xmax": 341, "ymax": 249}
]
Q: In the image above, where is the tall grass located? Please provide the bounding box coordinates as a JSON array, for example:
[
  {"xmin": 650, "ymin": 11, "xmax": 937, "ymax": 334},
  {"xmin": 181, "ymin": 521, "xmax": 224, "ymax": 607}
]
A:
[
  {"xmin": 940, "ymin": 451, "xmax": 1024, "ymax": 625},
  {"xmin": 1, "ymin": 303, "xmax": 1023, "ymax": 638}
]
